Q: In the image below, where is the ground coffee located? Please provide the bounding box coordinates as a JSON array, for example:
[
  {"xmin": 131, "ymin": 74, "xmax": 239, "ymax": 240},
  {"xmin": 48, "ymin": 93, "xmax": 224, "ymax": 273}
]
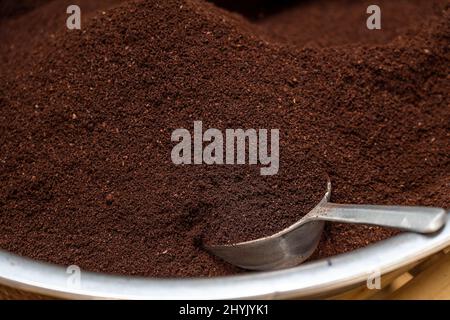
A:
[{"xmin": 0, "ymin": 0, "xmax": 448, "ymax": 277}]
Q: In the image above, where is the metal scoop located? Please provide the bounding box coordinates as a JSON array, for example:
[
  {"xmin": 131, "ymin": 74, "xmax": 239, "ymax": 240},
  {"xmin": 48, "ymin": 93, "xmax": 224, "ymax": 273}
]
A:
[{"xmin": 206, "ymin": 181, "xmax": 446, "ymax": 270}]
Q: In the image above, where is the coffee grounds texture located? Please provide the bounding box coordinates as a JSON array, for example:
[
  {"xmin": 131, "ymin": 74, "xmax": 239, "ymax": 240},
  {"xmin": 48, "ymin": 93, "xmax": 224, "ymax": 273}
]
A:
[{"xmin": 0, "ymin": 0, "xmax": 449, "ymax": 277}]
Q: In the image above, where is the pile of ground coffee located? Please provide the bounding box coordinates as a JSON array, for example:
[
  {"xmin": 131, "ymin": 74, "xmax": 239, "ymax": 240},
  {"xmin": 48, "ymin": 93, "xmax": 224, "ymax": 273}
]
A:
[{"xmin": 0, "ymin": 0, "xmax": 448, "ymax": 277}]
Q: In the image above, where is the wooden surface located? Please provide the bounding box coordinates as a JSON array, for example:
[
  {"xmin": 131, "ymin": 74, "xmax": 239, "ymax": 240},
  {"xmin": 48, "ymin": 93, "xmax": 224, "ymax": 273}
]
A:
[
  {"xmin": 1, "ymin": 250, "xmax": 449, "ymax": 300},
  {"xmin": 332, "ymin": 249, "xmax": 450, "ymax": 300},
  {"xmin": 0, "ymin": 284, "xmax": 51, "ymax": 300},
  {"xmin": 389, "ymin": 252, "xmax": 450, "ymax": 299}
]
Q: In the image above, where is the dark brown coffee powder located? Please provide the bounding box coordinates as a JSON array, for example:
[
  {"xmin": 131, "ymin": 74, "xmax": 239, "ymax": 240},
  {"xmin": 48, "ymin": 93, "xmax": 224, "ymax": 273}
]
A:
[{"xmin": 0, "ymin": 0, "xmax": 448, "ymax": 277}]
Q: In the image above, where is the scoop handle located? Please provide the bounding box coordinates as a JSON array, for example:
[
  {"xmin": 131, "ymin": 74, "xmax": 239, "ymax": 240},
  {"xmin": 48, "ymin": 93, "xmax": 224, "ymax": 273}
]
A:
[{"xmin": 316, "ymin": 203, "xmax": 446, "ymax": 233}]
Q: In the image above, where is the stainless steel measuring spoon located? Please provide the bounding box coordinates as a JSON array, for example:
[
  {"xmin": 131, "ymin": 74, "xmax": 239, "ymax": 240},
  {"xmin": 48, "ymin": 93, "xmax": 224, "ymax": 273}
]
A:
[{"xmin": 206, "ymin": 180, "xmax": 447, "ymax": 270}]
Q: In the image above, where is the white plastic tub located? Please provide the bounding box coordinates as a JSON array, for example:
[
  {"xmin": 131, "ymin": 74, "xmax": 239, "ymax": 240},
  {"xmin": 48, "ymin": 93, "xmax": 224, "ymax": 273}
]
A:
[{"xmin": 0, "ymin": 213, "xmax": 448, "ymax": 299}]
